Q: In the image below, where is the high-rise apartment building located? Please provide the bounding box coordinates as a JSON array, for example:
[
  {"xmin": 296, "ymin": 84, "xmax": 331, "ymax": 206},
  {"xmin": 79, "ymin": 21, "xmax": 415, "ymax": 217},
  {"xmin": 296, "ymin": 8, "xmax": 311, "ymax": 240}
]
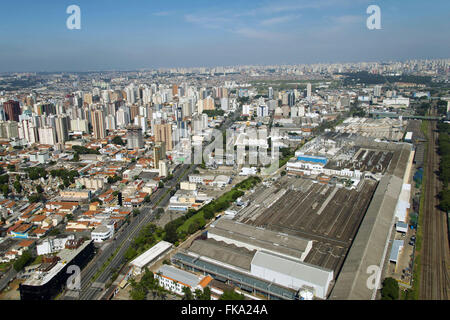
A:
[
  {"xmin": 55, "ymin": 115, "xmax": 69, "ymax": 144},
  {"xmin": 91, "ymin": 109, "xmax": 106, "ymax": 139},
  {"xmin": 3, "ymin": 100, "xmax": 21, "ymax": 122},
  {"xmin": 307, "ymin": 83, "xmax": 312, "ymax": 101},
  {"xmin": 172, "ymin": 84, "xmax": 179, "ymax": 96},
  {"xmin": 154, "ymin": 123, "xmax": 173, "ymax": 151},
  {"xmin": 126, "ymin": 125, "xmax": 144, "ymax": 150},
  {"xmin": 38, "ymin": 126, "xmax": 57, "ymax": 145}
]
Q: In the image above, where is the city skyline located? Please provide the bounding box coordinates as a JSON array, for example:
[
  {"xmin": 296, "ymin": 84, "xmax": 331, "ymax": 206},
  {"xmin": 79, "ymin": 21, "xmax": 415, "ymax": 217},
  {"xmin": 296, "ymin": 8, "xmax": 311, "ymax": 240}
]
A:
[{"xmin": 0, "ymin": 0, "xmax": 449, "ymax": 72}]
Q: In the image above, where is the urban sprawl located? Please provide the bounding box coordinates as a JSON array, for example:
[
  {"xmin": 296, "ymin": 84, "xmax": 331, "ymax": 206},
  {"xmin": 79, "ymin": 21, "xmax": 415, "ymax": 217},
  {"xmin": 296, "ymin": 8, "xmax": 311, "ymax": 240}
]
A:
[{"xmin": 0, "ymin": 59, "xmax": 449, "ymax": 301}]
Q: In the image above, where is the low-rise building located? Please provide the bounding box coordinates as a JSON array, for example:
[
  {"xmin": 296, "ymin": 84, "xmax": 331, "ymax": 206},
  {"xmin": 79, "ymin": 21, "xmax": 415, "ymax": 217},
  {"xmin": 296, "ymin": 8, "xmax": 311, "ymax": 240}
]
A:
[
  {"xmin": 130, "ymin": 241, "xmax": 173, "ymax": 275},
  {"xmin": 155, "ymin": 265, "xmax": 212, "ymax": 296},
  {"xmin": 91, "ymin": 222, "xmax": 114, "ymax": 243}
]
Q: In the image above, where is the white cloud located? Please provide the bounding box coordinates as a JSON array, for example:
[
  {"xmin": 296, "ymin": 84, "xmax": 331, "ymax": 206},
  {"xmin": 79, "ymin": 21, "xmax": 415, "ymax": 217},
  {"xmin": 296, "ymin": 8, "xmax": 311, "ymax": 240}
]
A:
[
  {"xmin": 153, "ymin": 11, "xmax": 171, "ymax": 16},
  {"xmin": 184, "ymin": 14, "xmax": 231, "ymax": 29},
  {"xmin": 260, "ymin": 15, "xmax": 299, "ymax": 26}
]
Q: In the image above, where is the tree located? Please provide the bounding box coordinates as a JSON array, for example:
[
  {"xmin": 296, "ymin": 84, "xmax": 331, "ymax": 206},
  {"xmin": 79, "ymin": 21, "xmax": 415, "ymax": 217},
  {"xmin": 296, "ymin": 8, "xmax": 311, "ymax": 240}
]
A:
[
  {"xmin": 381, "ymin": 277, "xmax": 399, "ymax": 300},
  {"xmin": 188, "ymin": 221, "xmax": 199, "ymax": 235},
  {"xmin": 13, "ymin": 250, "xmax": 33, "ymax": 272},
  {"xmin": 163, "ymin": 223, "xmax": 179, "ymax": 244},
  {"xmin": 203, "ymin": 207, "xmax": 214, "ymax": 220},
  {"xmin": 196, "ymin": 287, "xmax": 211, "ymax": 300},
  {"xmin": 25, "ymin": 167, "xmax": 47, "ymax": 180},
  {"xmin": 13, "ymin": 181, "xmax": 22, "ymax": 193},
  {"xmin": 29, "ymin": 193, "xmax": 45, "ymax": 203},
  {"xmin": 219, "ymin": 289, "xmax": 245, "ymax": 300},
  {"xmin": 1, "ymin": 184, "xmax": 9, "ymax": 197},
  {"xmin": 48, "ymin": 228, "xmax": 61, "ymax": 236},
  {"xmin": 141, "ymin": 268, "xmax": 156, "ymax": 290},
  {"xmin": 112, "ymin": 136, "xmax": 126, "ymax": 146},
  {"xmin": 182, "ymin": 286, "xmax": 194, "ymax": 300},
  {"xmin": 125, "ymin": 247, "xmax": 138, "ymax": 261},
  {"xmin": 108, "ymin": 175, "xmax": 121, "ymax": 184},
  {"xmin": 130, "ymin": 281, "xmax": 147, "ymax": 300}
]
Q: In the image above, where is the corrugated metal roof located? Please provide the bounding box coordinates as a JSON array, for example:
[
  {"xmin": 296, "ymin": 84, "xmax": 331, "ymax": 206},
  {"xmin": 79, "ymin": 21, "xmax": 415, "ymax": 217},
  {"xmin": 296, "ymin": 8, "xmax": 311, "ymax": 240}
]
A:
[
  {"xmin": 251, "ymin": 251, "xmax": 333, "ymax": 288},
  {"xmin": 130, "ymin": 241, "xmax": 172, "ymax": 268},
  {"xmin": 389, "ymin": 240, "xmax": 404, "ymax": 263},
  {"xmin": 209, "ymin": 219, "xmax": 311, "ymax": 261},
  {"xmin": 157, "ymin": 265, "xmax": 200, "ymax": 288}
]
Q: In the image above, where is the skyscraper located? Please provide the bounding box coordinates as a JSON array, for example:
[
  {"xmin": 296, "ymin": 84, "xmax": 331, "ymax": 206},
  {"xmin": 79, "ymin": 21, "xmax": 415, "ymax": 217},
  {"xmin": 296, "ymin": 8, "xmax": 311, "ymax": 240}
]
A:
[
  {"xmin": 91, "ymin": 109, "xmax": 106, "ymax": 139},
  {"xmin": 307, "ymin": 83, "xmax": 312, "ymax": 101},
  {"xmin": 38, "ymin": 126, "xmax": 57, "ymax": 145},
  {"xmin": 172, "ymin": 84, "xmax": 179, "ymax": 96},
  {"xmin": 55, "ymin": 115, "xmax": 69, "ymax": 144},
  {"xmin": 126, "ymin": 125, "xmax": 144, "ymax": 150},
  {"xmin": 374, "ymin": 85, "xmax": 382, "ymax": 97},
  {"xmin": 3, "ymin": 100, "xmax": 21, "ymax": 122},
  {"xmin": 154, "ymin": 123, "xmax": 173, "ymax": 151},
  {"xmin": 153, "ymin": 141, "xmax": 166, "ymax": 169},
  {"xmin": 106, "ymin": 114, "xmax": 116, "ymax": 131},
  {"xmin": 268, "ymin": 87, "xmax": 274, "ymax": 100},
  {"xmin": 130, "ymin": 105, "xmax": 139, "ymax": 121}
]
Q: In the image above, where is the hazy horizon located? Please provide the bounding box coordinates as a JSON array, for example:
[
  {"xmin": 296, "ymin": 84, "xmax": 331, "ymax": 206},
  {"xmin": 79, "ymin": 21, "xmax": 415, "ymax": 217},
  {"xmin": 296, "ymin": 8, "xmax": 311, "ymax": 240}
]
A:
[{"xmin": 1, "ymin": 0, "xmax": 449, "ymax": 72}]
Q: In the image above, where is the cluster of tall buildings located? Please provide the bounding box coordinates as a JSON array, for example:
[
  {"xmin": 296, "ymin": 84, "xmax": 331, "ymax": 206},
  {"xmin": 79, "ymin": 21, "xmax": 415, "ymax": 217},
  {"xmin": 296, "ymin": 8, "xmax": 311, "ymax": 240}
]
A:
[{"xmin": 0, "ymin": 81, "xmax": 237, "ymax": 153}]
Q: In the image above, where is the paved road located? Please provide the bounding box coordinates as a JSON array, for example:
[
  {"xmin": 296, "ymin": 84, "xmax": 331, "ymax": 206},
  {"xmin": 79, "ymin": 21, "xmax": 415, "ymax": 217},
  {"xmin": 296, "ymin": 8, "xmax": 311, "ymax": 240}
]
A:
[
  {"xmin": 0, "ymin": 268, "xmax": 17, "ymax": 292},
  {"xmin": 79, "ymin": 206, "xmax": 155, "ymax": 300},
  {"xmin": 74, "ymin": 110, "xmax": 239, "ymax": 300},
  {"xmin": 419, "ymin": 106, "xmax": 450, "ymax": 300},
  {"xmin": 73, "ymin": 164, "xmax": 192, "ymax": 300}
]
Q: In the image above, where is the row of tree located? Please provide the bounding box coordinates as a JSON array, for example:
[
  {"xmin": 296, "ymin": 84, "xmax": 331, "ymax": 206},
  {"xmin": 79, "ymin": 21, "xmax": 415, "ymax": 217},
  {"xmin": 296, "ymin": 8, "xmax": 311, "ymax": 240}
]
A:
[
  {"xmin": 129, "ymin": 268, "xmax": 165, "ymax": 300},
  {"xmin": 124, "ymin": 223, "xmax": 165, "ymax": 261},
  {"xmin": 437, "ymin": 122, "xmax": 450, "ymax": 212},
  {"xmin": 163, "ymin": 186, "xmax": 246, "ymax": 244}
]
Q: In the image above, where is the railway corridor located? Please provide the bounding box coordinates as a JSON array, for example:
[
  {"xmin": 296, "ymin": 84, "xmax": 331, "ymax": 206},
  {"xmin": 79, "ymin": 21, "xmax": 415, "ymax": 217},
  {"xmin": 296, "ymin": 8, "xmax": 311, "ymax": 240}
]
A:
[{"xmin": 419, "ymin": 116, "xmax": 450, "ymax": 300}]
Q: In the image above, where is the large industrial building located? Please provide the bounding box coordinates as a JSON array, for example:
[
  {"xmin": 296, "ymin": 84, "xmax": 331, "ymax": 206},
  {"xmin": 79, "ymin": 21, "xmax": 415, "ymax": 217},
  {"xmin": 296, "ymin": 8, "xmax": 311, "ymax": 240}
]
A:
[
  {"xmin": 173, "ymin": 218, "xmax": 333, "ymax": 300},
  {"xmin": 173, "ymin": 131, "xmax": 414, "ymax": 300}
]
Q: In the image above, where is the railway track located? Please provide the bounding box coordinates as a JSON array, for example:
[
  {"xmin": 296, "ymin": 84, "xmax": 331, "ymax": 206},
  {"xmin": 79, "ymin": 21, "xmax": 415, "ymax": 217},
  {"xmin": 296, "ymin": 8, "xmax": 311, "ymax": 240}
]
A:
[{"xmin": 419, "ymin": 109, "xmax": 450, "ymax": 300}]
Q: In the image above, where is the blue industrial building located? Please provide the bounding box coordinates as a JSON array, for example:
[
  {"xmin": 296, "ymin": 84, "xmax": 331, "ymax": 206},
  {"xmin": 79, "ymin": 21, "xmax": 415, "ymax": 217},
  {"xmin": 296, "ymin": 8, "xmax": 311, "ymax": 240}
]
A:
[{"xmin": 297, "ymin": 155, "xmax": 328, "ymax": 165}]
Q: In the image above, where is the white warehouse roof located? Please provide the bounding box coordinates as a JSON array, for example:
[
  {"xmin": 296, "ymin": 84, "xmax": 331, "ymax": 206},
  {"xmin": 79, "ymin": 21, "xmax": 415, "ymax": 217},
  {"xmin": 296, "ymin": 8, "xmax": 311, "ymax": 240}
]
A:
[
  {"xmin": 130, "ymin": 241, "xmax": 173, "ymax": 269},
  {"xmin": 250, "ymin": 251, "xmax": 333, "ymax": 299}
]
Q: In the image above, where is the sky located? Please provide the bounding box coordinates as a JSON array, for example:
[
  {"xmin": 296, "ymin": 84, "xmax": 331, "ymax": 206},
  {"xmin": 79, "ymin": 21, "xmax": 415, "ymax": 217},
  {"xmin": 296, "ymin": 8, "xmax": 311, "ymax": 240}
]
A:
[{"xmin": 0, "ymin": 0, "xmax": 449, "ymax": 72}]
